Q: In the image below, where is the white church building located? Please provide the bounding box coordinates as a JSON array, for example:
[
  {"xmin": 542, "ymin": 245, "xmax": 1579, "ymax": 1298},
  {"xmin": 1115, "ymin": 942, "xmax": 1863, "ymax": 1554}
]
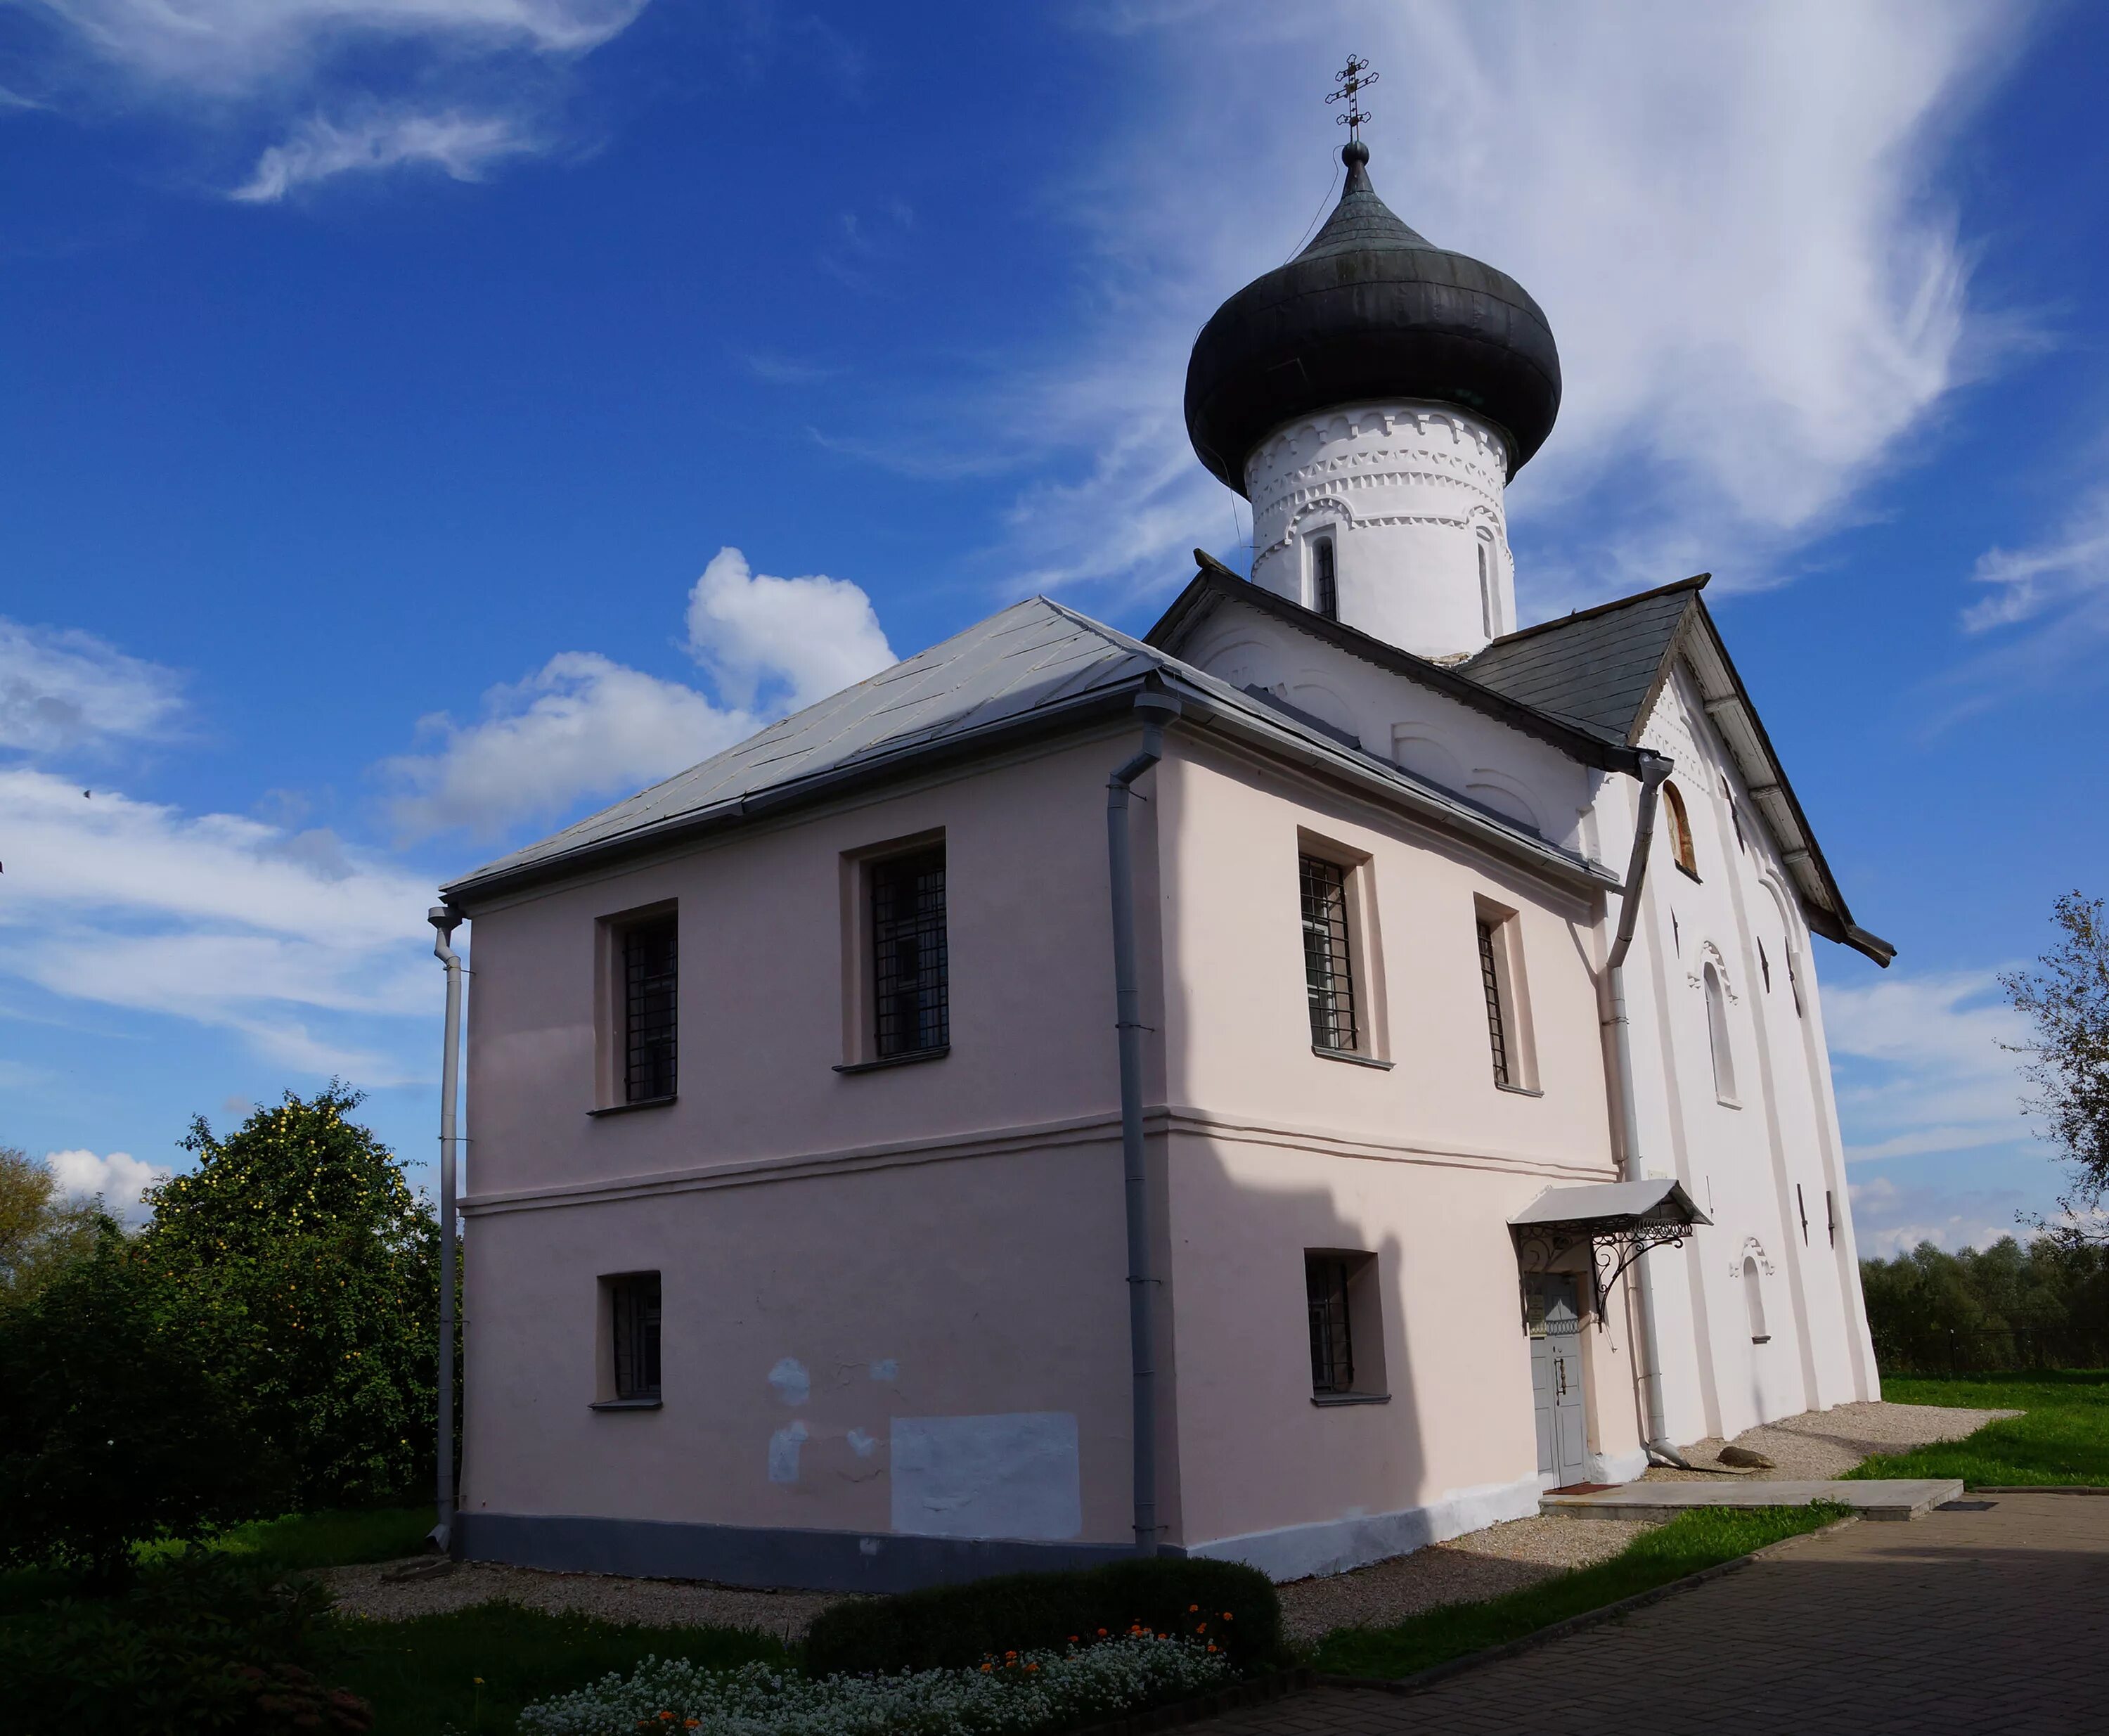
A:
[{"xmin": 441, "ymin": 129, "xmax": 1888, "ymax": 1590}]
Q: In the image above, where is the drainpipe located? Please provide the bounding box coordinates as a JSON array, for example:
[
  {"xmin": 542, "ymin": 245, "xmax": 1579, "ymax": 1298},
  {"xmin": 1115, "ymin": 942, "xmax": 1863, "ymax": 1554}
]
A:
[
  {"xmin": 1604, "ymin": 753, "xmax": 1691, "ymax": 1470},
  {"xmin": 1107, "ymin": 689, "xmax": 1182, "ymax": 1555},
  {"xmin": 428, "ymin": 904, "xmax": 465, "ymax": 1552}
]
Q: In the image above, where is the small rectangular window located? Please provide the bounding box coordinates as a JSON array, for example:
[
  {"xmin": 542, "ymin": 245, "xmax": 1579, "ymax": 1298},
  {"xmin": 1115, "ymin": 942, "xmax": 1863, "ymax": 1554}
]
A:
[
  {"xmin": 1478, "ymin": 919, "xmax": 1511, "ymax": 1086},
  {"xmin": 623, "ymin": 916, "xmax": 678, "ymax": 1103},
  {"xmin": 1311, "ymin": 536, "xmax": 1338, "ymax": 619},
  {"xmin": 1306, "ymin": 1254, "xmax": 1355, "ymax": 1394},
  {"xmin": 1797, "ymin": 1183, "xmax": 1810, "ymax": 1246},
  {"xmin": 610, "ymin": 1273, "xmax": 662, "ymax": 1401},
  {"xmin": 1300, "ymin": 854, "xmax": 1357, "ymax": 1052},
  {"xmin": 1826, "ymin": 1189, "xmax": 1837, "ymax": 1248},
  {"xmin": 871, "ymin": 845, "xmax": 948, "ymax": 1058},
  {"xmin": 1305, "ymin": 1249, "xmax": 1386, "ymax": 1400}
]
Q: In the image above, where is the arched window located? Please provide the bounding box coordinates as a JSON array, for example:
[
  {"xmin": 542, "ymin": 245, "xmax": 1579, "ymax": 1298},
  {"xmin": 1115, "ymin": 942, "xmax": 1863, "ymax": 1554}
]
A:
[
  {"xmin": 1310, "ymin": 535, "xmax": 1338, "ymax": 620},
  {"xmin": 1743, "ymin": 1256, "xmax": 1769, "ymax": 1344},
  {"xmin": 1663, "ymin": 781, "xmax": 1698, "ymax": 879},
  {"xmin": 1704, "ymin": 963, "xmax": 1738, "ymax": 1104},
  {"xmin": 1476, "ymin": 529, "xmax": 1497, "ymax": 638}
]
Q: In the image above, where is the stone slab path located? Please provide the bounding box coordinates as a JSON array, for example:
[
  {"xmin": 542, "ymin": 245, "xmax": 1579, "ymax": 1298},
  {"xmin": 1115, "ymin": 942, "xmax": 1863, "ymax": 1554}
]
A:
[
  {"xmin": 1194, "ymin": 1493, "xmax": 2109, "ymax": 1736},
  {"xmin": 1542, "ymin": 1476, "xmax": 1961, "ymax": 1521}
]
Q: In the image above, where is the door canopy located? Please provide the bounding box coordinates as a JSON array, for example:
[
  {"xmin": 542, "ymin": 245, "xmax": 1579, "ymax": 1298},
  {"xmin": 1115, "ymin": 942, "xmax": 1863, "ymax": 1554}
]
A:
[{"xmin": 1509, "ymin": 1178, "xmax": 1710, "ymax": 1329}]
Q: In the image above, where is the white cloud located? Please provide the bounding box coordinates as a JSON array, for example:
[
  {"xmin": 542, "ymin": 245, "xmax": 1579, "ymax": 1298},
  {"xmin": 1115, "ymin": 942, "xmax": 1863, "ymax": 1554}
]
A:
[
  {"xmin": 1822, "ymin": 968, "xmax": 2032, "ymax": 1163},
  {"xmin": 46, "ymin": 1147, "xmax": 172, "ymax": 1223},
  {"xmin": 0, "ymin": 617, "xmax": 185, "ymax": 755},
  {"xmin": 0, "ymin": 766, "xmax": 434, "ymax": 1076},
  {"xmin": 685, "ymin": 546, "xmax": 895, "ymax": 712},
  {"xmin": 29, "ymin": 0, "xmax": 645, "ymax": 92},
  {"xmin": 382, "ymin": 547, "xmax": 894, "ymax": 840},
  {"xmin": 233, "ymin": 107, "xmax": 536, "ymax": 201},
  {"xmin": 863, "ymin": 1, "xmax": 2008, "ymax": 607},
  {"xmin": 1849, "ymin": 1174, "xmax": 2027, "ymax": 1257},
  {"xmin": 383, "ymin": 651, "xmax": 756, "ymax": 841}
]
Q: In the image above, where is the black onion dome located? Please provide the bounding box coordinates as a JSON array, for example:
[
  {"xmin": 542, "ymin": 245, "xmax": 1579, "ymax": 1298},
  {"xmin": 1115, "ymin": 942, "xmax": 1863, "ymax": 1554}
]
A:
[{"xmin": 1184, "ymin": 141, "xmax": 1561, "ymax": 495}]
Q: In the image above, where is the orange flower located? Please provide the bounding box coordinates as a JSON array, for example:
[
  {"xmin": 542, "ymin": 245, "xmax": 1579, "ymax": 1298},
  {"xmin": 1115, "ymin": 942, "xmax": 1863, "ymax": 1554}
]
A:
[
  {"xmin": 981, "ymin": 1664, "xmax": 993, "ymax": 1673},
  {"xmin": 1027, "ymin": 1664, "xmax": 1039, "ymax": 1672},
  {"xmin": 1096, "ymin": 1628, "xmax": 1107, "ymax": 1636},
  {"xmin": 1189, "ymin": 1605, "xmax": 1199, "ymax": 1613},
  {"xmin": 1005, "ymin": 1650, "xmax": 1016, "ymax": 1659},
  {"xmin": 1223, "ymin": 1612, "xmax": 1234, "ymax": 1621},
  {"xmin": 1207, "ymin": 1643, "xmax": 1218, "ymax": 1654},
  {"xmin": 1197, "ymin": 1622, "xmax": 1207, "ymax": 1633}
]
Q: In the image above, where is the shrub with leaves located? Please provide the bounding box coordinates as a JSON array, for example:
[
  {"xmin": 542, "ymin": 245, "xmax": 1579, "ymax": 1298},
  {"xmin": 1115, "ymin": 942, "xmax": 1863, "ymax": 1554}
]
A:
[
  {"xmin": 0, "ymin": 1552, "xmax": 369, "ymax": 1733},
  {"xmin": 0, "ymin": 1225, "xmax": 288, "ymax": 1586},
  {"xmin": 517, "ymin": 1633, "xmax": 1231, "ymax": 1736},
  {"xmin": 0, "ymin": 1143, "xmax": 102, "ymax": 1306},
  {"xmin": 803, "ymin": 1555, "xmax": 1281, "ymax": 1679},
  {"xmin": 141, "ymin": 1084, "xmax": 451, "ymax": 1508}
]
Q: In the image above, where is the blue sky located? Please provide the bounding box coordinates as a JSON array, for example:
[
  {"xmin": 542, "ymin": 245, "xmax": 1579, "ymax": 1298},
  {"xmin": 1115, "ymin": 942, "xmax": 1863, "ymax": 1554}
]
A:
[{"xmin": 3, "ymin": 1, "xmax": 2106, "ymax": 1256}]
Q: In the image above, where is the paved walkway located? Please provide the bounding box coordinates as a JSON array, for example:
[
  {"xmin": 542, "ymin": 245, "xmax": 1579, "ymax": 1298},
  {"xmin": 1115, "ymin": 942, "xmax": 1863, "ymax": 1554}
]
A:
[
  {"xmin": 1541, "ymin": 1476, "xmax": 1961, "ymax": 1520},
  {"xmin": 1200, "ymin": 1493, "xmax": 2109, "ymax": 1736}
]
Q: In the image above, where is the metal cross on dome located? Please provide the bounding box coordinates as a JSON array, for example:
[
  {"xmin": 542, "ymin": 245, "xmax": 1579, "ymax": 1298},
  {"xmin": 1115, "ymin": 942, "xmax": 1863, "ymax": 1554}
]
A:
[{"xmin": 1327, "ymin": 54, "xmax": 1376, "ymax": 138}]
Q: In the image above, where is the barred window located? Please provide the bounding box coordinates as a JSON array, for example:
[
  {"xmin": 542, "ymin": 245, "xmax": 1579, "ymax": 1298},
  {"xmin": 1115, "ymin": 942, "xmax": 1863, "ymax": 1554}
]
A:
[
  {"xmin": 872, "ymin": 846, "xmax": 948, "ymax": 1057},
  {"xmin": 1478, "ymin": 918, "xmax": 1512, "ymax": 1086},
  {"xmin": 623, "ymin": 917, "xmax": 678, "ymax": 1104},
  {"xmin": 1306, "ymin": 1254, "xmax": 1355, "ymax": 1395},
  {"xmin": 610, "ymin": 1273, "xmax": 662, "ymax": 1401},
  {"xmin": 1300, "ymin": 854, "xmax": 1357, "ymax": 1052},
  {"xmin": 1311, "ymin": 536, "xmax": 1338, "ymax": 619}
]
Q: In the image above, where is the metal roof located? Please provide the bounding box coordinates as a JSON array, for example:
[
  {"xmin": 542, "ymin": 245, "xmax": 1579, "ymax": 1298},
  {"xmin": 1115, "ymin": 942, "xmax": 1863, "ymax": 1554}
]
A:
[
  {"xmin": 1510, "ymin": 1177, "xmax": 1710, "ymax": 1230},
  {"xmin": 1462, "ymin": 577, "xmax": 1703, "ymax": 745},
  {"xmin": 442, "ymin": 594, "xmax": 1613, "ymax": 908}
]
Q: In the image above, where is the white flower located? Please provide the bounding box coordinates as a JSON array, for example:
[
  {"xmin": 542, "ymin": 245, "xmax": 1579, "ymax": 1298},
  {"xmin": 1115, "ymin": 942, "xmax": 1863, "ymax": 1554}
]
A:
[{"xmin": 515, "ymin": 1633, "xmax": 1232, "ymax": 1736}]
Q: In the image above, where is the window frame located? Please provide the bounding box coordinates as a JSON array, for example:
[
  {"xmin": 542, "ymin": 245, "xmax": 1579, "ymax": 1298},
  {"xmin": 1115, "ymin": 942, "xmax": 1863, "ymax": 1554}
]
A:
[
  {"xmin": 1310, "ymin": 533, "xmax": 1339, "ymax": 620},
  {"xmin": 838, "ymin": 830, "xmax": 952, "ymax": 1072},
  {"xmin": 1473, "ymin": 896, "xmax": 1541, "ymax": 1094},
  {"xmin": 1743, "ymin": 1255, "xmax": 1769, "ymax": 1345},
  {"xmin": 1305, "ymin": 1248, "xmax": 1388, "ymax": 1403},
  {"xmin": 1663, "ymin": 781, "xmax": 1700, "ymax": 880},
  {"xmin": 594, "ymin": 1271, "xmax": 664, "ymax": 1410},
  {"xmin": 593, "ymin": 901, "xmax": 679, "ymax": 1113},
  {"xmin": 1296, "ymin": 837, "xmax": 1388, "ymax": 1065},
  {"xmin": 1476, "ymin": 527, "xmax": 1498, "ymax": 638}
]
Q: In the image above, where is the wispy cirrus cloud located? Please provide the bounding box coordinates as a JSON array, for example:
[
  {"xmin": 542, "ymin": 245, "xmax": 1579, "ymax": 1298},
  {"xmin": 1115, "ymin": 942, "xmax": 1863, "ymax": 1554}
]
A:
[
  {"xmin": 17, "ymin": 0, "xmax": 649, "ymax": 200},
  {"xmin": 835, "ymin": 1, "xmax": 2018, "ymax": 612},
  {"xmin": 1824, "ymin": 967, "xmax": 2031, "ymax": 1164},
  {"xmin": 0, "ymin": 615, "xmax": 186, "ymax": 756},
  {"xmin": 232, "ymin": 107, "xmax": 537, "ymax": 201},
  {"xmin": 0, "ymin": 766, "xmax": 434, "ymax": 1077},
  {"xmin": 381, "ymin": 546, "xmax": 894, "ymax": 840}
]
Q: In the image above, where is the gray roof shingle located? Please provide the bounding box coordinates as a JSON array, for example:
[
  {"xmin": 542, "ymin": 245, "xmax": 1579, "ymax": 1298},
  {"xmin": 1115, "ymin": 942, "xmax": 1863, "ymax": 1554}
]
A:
[{"xmin": 1461, "ymin": 578, "xmax": 1703, "ymax": 745}]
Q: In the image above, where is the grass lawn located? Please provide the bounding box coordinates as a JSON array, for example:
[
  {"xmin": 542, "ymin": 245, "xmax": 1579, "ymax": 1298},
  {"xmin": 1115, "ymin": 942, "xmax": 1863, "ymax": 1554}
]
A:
[
  {"xmin": 1845, "ymin": 1369, "xmax": 2109, "ymax": 1487},
  {"xmin": 328, "ymin": 1601, "xmax": 792, "ymax": 1735},
  {"xmin": 1308, "ymin": 1504, "xmax": 1842, "ymax": 1681}
]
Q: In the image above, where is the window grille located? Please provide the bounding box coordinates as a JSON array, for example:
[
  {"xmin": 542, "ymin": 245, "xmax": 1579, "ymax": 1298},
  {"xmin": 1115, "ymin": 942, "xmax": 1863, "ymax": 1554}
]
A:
[
  {"xmin": 623, "ymin": 917, "xmax": 678, "ymax": 1103},
  {"xmin": 872, "ymin": 846, "xmax": 948, "ymax": 1057},
  {"xmin": 1306, "ymin": 1254, "xmax": 1355, "ymax": 1394},
  {"xmin": 611, "ymin": 1273, "xmax": 662, "ymax": 1401},
  {"xmin": 1299, "ymin": 854, "xmax": 1357, "ymax": 1051},
  {"xmin": 1478, "ymin": 919, "xmax": 1511, "ymax": 1086},
  {"xmin": 1312, "ymin": 537, "xmax": 1338, "ymax": 619}
]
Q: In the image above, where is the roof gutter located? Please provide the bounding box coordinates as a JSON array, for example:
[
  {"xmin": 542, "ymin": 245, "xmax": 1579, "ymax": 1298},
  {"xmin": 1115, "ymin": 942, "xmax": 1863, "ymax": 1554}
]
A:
[{"xmin": 1604, "ymin": 750, "xmax": 1691, "ymax": 1468}]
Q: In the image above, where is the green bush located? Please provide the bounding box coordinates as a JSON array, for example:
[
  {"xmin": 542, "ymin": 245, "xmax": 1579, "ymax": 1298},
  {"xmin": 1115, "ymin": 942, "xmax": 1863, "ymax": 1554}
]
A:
[
  {"xmin": 0, "ymin": 1553, "xmax": 370, "ymax": 1734},
  {"xmin": 0, "ymin": 1226, "xmax": 288, "ymax": 1586},
  {"xmin": 141, "ymin": 1086, "xmax": 452, "ymax": 1510},
  {"xmin": 803, "ymin": 1556, "xmax": 1282, "ymax": 1679}
]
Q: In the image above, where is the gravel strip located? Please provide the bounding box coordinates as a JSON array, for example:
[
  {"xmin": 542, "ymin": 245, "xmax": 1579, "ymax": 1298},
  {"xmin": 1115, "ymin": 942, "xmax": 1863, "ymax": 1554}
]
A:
[
  {"xmin": 323, "ymin": 1558, "xmax": 838, "ymax": 1640},
  {"xmin": 1276, "ymin": 1516, "xmax": 1658, "ymax": 1643},
  {"xmin": 1640, "ymin": 1399, "xmax": 2020, "ymax": 1482}
]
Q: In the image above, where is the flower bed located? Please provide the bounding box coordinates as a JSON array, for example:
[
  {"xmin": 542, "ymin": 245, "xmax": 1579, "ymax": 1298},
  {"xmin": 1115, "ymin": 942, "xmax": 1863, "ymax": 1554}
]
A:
[{"xmin": 517, "ymin": 1631, "xmax": 1232, "ymax": 1736}]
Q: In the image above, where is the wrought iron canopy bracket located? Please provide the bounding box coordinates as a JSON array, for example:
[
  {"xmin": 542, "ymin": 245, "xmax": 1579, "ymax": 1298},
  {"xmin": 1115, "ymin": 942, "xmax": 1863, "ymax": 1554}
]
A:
[{"xmin": 1512, "ymin": 1217, "xmax": 1695, "ymax": 1330}]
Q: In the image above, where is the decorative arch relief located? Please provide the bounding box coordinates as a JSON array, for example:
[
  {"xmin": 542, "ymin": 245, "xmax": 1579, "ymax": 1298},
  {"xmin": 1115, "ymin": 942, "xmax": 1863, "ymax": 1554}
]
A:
[
  {"xmin": 1731, "ymin": 1235, "xmax": 1776, "ymax": 1279},
  {"xmin": 1687, "ymin": 939, "xmax": 1739, "ymax": 999}
]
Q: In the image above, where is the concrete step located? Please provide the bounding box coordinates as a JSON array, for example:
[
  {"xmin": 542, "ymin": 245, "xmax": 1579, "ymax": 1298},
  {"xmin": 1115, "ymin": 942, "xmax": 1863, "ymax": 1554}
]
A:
[{"xmin": 1540, "ymin": 1477, "xmax": 1964, "ymax": 1522}]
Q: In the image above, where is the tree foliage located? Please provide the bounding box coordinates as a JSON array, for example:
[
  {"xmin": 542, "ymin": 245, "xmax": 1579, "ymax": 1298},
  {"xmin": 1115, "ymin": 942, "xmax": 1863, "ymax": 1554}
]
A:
[
  {"xmin": 1860, "ymin": 1234, "xmax": 2109, "ymax": 1371},
  {"xmin": 0, "ymin": 1223, "xmax": 288, "ymax": 1585},
  {"xmin": 138, "ymin": 1085, "xmax": 446, "ymax": 1510},
  {"xmin": 0, "ymin": 1144, "xmax": 102, "ymax": 1306},
  {"xmin": 2002, "ymin": 890, "xmax": 2109, "ymax": 1242}
]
